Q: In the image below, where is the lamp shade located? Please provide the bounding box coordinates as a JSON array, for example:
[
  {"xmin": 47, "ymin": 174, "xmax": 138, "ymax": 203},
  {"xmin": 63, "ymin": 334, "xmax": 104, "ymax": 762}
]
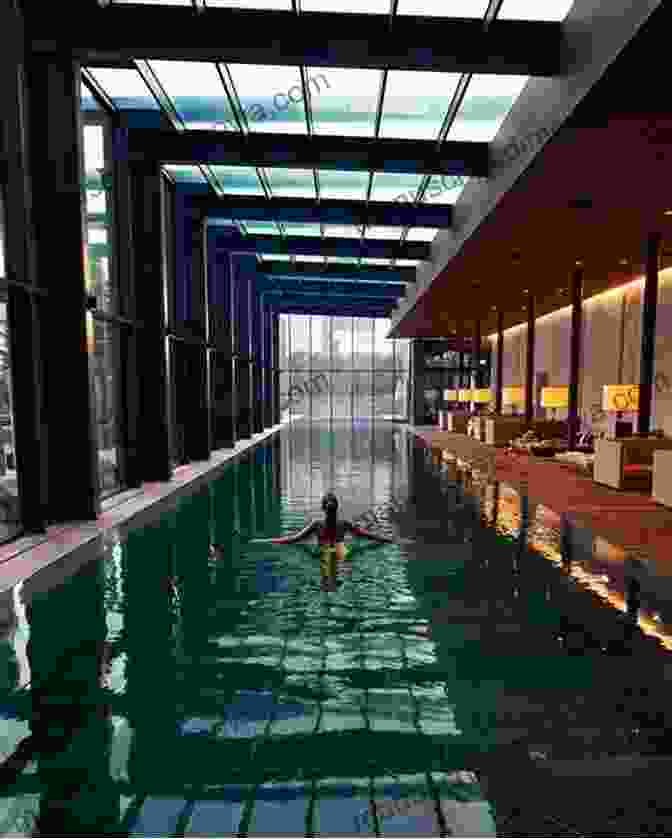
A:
[
  {"xmin": 457, "ymin": 389, "xmax": 474, "ymax": 402},
  {"xmin": 443, "ymin": 389, "xmax": 458, "ymax": 401},
  {"xmin": 602, "ymin": 384, "xmax": 639, "ymax": 411},
  {"xmin": 540, "ymin": 386, "xmax": 569, "ymax": 409},
  {"xmin": 501, "ymin": 386, "xmax": 524, "ymax": 406},
  {"xmin": 472, "ymin": 388, "xmax": 493, "ymax": 403}
]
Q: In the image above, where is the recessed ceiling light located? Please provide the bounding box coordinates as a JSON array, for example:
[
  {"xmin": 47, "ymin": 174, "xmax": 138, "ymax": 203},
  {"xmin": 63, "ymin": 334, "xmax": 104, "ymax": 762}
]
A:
[
  {"xmin": 664, "ymin": 210, "xmax": 672, "ymax": 216},
  {"xmin": 620, "ymin": 259, "xmax": 629, "ymax": 266},
  {"xmin": 575, "ymin": 260, "xmax": 583, "ymax": 266}
]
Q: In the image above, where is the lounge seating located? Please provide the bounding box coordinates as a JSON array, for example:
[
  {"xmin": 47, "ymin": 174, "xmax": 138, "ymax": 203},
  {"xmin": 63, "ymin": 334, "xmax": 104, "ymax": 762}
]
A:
[
  {"xmin": 446, "ymin": 412, "xmax": 469, "ymax": 433},
  {"xmin": 484, "ymin": 416, "xmax": 527, "ymax": 446},
  {"xmin": 593, "ymin": 437, "xmax": 672, "ymax": 490}
]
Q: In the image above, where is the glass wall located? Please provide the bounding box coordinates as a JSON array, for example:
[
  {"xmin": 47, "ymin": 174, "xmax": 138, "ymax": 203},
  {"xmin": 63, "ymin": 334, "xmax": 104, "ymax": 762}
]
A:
[
  {"xmin": 0, "ymin": 189, "xmax": 21, "ymax": 542},
  {"xmin": 81, "ymin": 87, "xmax": 123, "ymax": 495},
  {"xmin": 279, "ymin": 315, "xmax": 409, "ymax": 421}
]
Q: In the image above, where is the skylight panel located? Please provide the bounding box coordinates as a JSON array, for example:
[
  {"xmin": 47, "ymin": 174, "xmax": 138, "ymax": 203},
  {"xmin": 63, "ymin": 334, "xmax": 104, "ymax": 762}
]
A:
[
  {"xmin": 264, "ymin": 167, "xmax": 316, "ymax": 199},
  {"xmin": 318, "ymin": 170, "xmax": 369, "ymax": 201},
  {"xmin": 225, "ymin": 64, "xmax": 307, "ymax": 134},
  {"xmin": 447, "ymin": 74, "xmax": 529, "ymax": 141},
  {"xmin": 146, "ymin": 60, "xmax": 238, "ymax": 130},
  {"xmin": 113, "ymin": 0, "xmax": 191, "ymax": 4},
  {"xmin": 497, "ymin": 0, "xmax": 575, "ymax": 21},
  {"xmin": 206, "ymin": 0, "xmax": 291, "ymax": 8},
  {"xmin": 241, "ymin": 221, "xmax": 281, "ymax": 235},
  {"xmin": 210, "ymin": 165, "xmax": 264, "ymax": 194},
  {"xmin": 380, "ymin": 71, "xmax": 460, "ymax": 140},
  {"xmin": 406, "ymin": 227, "xmax": 439, "ymax": 242},
  {"xmin": 361, "ymin": 257, "xmax": 392, "ymax": 266},
  {"xmin": 300, "ymin": 0, "xmax": 389, "ymax": 11},
  {"xmin": 309, "ymin": 67, "xmax": 381, "ymax": 138},
  {"xmin": 85, "ymin": 67, "xmax": 158, "ymax": 110},
  {"xmin": 81, "ymin": 81, "xmax": 101, "ymax": 111},
  {"xmin": 262, "ymin": 253, "xmax": 292, "ymax": 260},
  {"xmin": 369, "ymin": 172, "xmax": 424, "ymax": 203},
  {"xmin": 283, "ymin": 223, "xmax": 322, "ymax": 237},
  {"xmin": 327, "ymin": 256, "xmax": 360, "ymax": 264},
  {"xmin": 294, "ymin": 255, "xmax": 327, "ymax": 263},
  {"xmin": 323, "ymin": 225, "xmax": 362, "ymax": 239},
  {"xmin": 163, "ymin": 165, "xmax": 207, "ymax": 183},
  {"xmin": 394, "ymin": 259, "xmax": 423, "ymax": 266},
  {"xmin": 366, "ymin": 226, "xmax": 405, "ymax": 240},
  {"xmin": 422, "ymin": 174, "xmax": 468, "ymax": 203},
  {"xmin": 396, "ymin": 0, "xmax": 488, "ymax": 15}
]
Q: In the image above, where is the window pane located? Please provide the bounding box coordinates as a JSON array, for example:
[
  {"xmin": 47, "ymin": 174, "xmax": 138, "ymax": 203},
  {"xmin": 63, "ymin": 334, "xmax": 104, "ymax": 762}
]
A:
[
  {"xmin": 331, "ymin": 317, "xmax": 353, "ymax": 370},
  {"xmin": 406, "ymin": 227, "xmax": 439, "ymax": 242},
  {"xmin": 0, "ymin": 294, "xmax": 21, "ymax": 540},
  {"xmin": 374, "ymin": 319, "xmax": 395, "ymax": 370},
  {"xmin": 289, "ymin": 372, "xmax": 308, "ymax": 419},
  {"xmin": 206, "ymin": 0, "xmax": 291, "ymax": 9},
  {"xmin": 242, "ymin": 220, "xmax": 281, "ymax": 235},
  {"xmin": 331, "ymin": 372, "xmax": 352, "ymax": 419},
  {"xmin": 81, "ymin": 81, "xmax": 101, "ymax": 112},
  {"xmin": 369, "ymin": 172, "xmax": 424, "ymax": 203},
  {"xmin": 301, "ymin": 0, "xmax": 388, "ymax": 11},
  {"xmin": 309, "ymin": 67, "xmax": 381, "ymax": 137},
  {"xmin": 310, "ymin": 316, "xmax": 331, "ymax": 370},
  {"xmin": 147, "ymin": 60, "xmax": 238, "ymax": 130},
  {"xmin": 395, "ymin": 338, "xmax": 410, "ymax": 370},
  {"xmin": 279, "ymin": 371, "xmax": 291, "ymax": 419},
  {"xmin": 265, "ymin": 167, "xmax": 316, "ymax": 199},
  {"xmin": 396, "ymin": 0, "xmax": 488, "ymax": 15},
  {"xmin": 365, "ymin": 226, "xmax": 404, "ymax": 240},
  {"xmin": 85, "ymin": 67, "xmax": 158, "ymax": 110},
  {"xmin": 394, "ymin": 259, "xmax": 422, "ymax": 267},
  {"xmin": 353, "ymin": 372, "xmax": 373, "ymax": 417},
  {"xmin": 83, "ymin": 123, "xmax": 116, "ymax": 314},
  {"xmin": 361, "ymin": 257, "xmax": 392, "ymax": 266},
  {"xmin": 324, "ymin": 225, "xmax": 362, "ymax": 239},
  {"xmin": 289, "ymin": 315, "xmax": 310, "ymax": 370},
  {"xmin": 447, "ymin": 74, "xmax": 529, "ymax": 142},
  {"xmin": 279, "ymin": 315, "xmax": 290, "ymax": 369},
  {"xmin": 163, "ymin": 165, "xmax": 207, "ymax": 184},
  {"xmin": 89, "ymin": 317, "xmax": 121, "ymax": 496},
  {"xmin": 210, "ymin": 165, "xmax": 264, "ymax": 195},
  {"xmin": 284, "ymin": 223, "xmax": 322, "ymax": 238},
  {"xmin": 373, "ymin": 372, "xmax": 395, "ymax": 418},
  {"xmin": 308, "ymin": 371, "xmax": 332, "ymax": 419},
  {"xmin": 318, "ymin": 170, "xmax": 369, "ymax": 201},
  {"xmin": 380, "ymin": 71, "xmax": 460, "ymax": 140},
  {"xmin": 226, "ymin": 63, "xmax": 307, "ymax": 134},
  {"xmin": 294, "ymin": 254, "xmax": 326, "ymax": 264},
  {"xmin": 393, "ymin": 369, "xmax": 409, "ymax": 418},
  {"xmin": 354, "ymin": 317, "xmax": 374, "ymax": 369},
  {"xmin": 497, "ymin": 0, "xmax": 575, "ymax": 20},
  {"xmin": 422, "ymin": 174, "xmax": 468, "ymax": 204}
]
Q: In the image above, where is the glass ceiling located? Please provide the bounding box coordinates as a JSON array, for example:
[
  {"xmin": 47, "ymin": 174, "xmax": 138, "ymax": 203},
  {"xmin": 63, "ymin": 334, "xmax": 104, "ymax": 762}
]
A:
[
  {"xmin": 380, "ymin": 71, "xmax": 461, "ymax": 140},
  {"xmin": 227, "ymin": 63, "xmax": 307, "ymax": 134},
  {"xmin": 308, "ymin": 67, "xmax": 380, "ymax": 137},
  {"xmin": 148, "ymin": 60, "xmax": 237, "ymax": 130},
  {"xmin": 447, "ymin": 74, "xmax": 529, "ymax": 142},
  {"xmin": 497, "ymin": 0, "xmax": 575, "ymax": 21}
]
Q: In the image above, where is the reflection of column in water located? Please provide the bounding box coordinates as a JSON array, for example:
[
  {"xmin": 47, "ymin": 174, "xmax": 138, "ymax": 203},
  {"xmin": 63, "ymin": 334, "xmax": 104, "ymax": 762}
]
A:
[{"xmin": 24, "ymin": 560, "xmax": 118, "ymax": 836}]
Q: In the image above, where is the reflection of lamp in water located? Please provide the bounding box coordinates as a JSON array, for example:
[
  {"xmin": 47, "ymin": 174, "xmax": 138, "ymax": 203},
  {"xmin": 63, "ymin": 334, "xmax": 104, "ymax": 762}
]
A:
[
  {"xmin": 540, "ymin": 386, "xmax": 569, "ymax": 420},
  {"xmin": 602, "ymin": 384, "xmax": 639, "ymax": 437}
]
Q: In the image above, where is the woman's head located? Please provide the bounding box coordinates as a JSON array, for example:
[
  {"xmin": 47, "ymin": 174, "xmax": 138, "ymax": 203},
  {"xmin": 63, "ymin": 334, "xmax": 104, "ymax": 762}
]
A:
[{"xmin": 322, "ymin": 493, "xmax": 338, "ymax": 514}]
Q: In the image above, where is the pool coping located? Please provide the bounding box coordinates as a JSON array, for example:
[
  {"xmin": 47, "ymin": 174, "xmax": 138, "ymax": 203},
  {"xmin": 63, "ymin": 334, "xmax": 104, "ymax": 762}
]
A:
[{"xmin": 0, "ymin": 419, "xmax": 292, "ymax": 594}]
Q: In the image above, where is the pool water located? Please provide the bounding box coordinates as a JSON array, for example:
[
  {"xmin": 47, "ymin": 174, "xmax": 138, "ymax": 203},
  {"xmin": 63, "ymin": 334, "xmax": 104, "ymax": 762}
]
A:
[{"xmin": 0, "ymin": 422, "xmax": 671, "ymax": 836}]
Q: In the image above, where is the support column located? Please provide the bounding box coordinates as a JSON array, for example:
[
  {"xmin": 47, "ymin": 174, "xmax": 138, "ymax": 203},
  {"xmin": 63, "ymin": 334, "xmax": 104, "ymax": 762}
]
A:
[
  {"xmin": 0, "ymin": 4, "xmax": 47, "ymax": 531},
  {"xmin": 129, "ymin": 162, "xmax": 171, "ymax": 481},
  {"xmin": 251, "ymin": 286, "xmax": 263, "ymax": 434},
  {"xmin": 410, "ymin": 340, "xmax": 425, "ymax": 425},
  {"xmin": 207, "ymin": 238, "xmax": 235, "ymax": 449},
  {"xmin": 525, "ymin": 292, "xmax": 535, "ymax": 425},
  {"xmin": 26, "ymin": 53, "xmax": 99, "ymax": 520},
  {"xmin": 233, "ymin": 255, "xmax": 254, "ymax": 439},
  {"xmin": 638, "ymin": 232, "xmax": 662, "ymax": 435},
  {"xmin": 262, "ymin": 299, "xmax": 274, "ymax": 429},
  {"xmin": 495, "ymin": 309, "xmax": 504, "ymax": 413},
  {"xmin": 568, "ymin": 264, "xmax": 584, "ymax": 450},
  {"xmin": 272, "ymin": 312, "xmax": 280, "ymax": 425},
  {"xmin": 183, "ymin": 216, "xmax": 210, "ymax": 461}
]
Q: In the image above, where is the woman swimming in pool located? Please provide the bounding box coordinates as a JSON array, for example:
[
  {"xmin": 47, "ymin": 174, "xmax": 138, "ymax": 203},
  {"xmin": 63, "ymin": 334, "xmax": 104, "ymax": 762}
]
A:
[{"xmin": 251, "ymin": 492, "xmax": 401, "ymax": 554}]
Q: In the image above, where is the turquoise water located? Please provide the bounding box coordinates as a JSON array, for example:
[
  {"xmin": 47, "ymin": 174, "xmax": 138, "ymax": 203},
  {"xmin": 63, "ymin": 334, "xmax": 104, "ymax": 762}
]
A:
[{"xmin": 0, "ymin": 422, "xmax": 670, "ymax": 835}]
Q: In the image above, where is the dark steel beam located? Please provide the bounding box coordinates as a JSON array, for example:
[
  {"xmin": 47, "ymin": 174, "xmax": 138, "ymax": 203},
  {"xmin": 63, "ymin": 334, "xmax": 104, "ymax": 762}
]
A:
[
  {"xmin": 215, "ymin": 235, "xmax": 429, "ymax": 260},
  {"xmin": 495, "ymin": 309, "xmax": 504, "ymax": 413},
  {"xmin": 128, "ymin": 131, "xmax": 489, "ymax": 177},
  {"xmin": 568, "ymin": 264, "xmax": 583, "ymax": 449},
  {"xmin": 27, "ymin": 5, "xmax": 564, "ymax": 76},
  {"xmin": 638, "ymin": 232, "xmax": 662, "ymax": 435},
  {"xmin": 261, "ymin": 263, "xmax": 416, "ymax": 283},
  {"xmin": 201, "ymin": 197, "xmax": 452, "ymax": 228},
  {"xmin": 258, "ymin": 280, "xmax": 404, "ymax": 297}
]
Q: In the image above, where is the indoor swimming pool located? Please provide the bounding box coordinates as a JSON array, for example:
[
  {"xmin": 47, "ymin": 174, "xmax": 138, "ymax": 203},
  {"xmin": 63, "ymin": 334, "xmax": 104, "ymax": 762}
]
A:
[{"xmin": 1, "ymin": 422, "xmax": 672, "ymax": 836}]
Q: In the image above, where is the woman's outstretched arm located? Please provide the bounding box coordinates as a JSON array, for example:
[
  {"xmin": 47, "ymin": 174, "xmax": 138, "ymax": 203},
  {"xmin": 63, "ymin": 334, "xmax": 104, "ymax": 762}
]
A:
[
  {"xmin": 345, "ymin": 522, "xmax": 397, "ymax": 544},
  {"xmin": 251, "ymin": 521, "xmax": 319, "ymax": 544}
]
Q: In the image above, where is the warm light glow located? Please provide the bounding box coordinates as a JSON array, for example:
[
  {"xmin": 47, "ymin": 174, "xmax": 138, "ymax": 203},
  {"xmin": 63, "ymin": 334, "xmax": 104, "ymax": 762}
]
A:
[
  {"xmin": 457, "ymin": 389, "xmax": 474, "ymax": 402},
  {"xmin": 472, "ymin": 388, "xmax": 493, "ymax": 403},
  {"xmin": 602, "ymin": 384, "xmax": 639, "ymax": 411},
  {"xmin": 85, "ymin": 311, "xmax": 95, "ymax": 354},
  {"xmin": 443, "ymin": 389, "xmax": 458, "ymax": 400},
  {"xmin": 540, "ymin": 386, "xmax": 569, "ymax": 409},
  {"xmin": 502, "ymin": 386, "xmax": 524, "ymax": 405}
]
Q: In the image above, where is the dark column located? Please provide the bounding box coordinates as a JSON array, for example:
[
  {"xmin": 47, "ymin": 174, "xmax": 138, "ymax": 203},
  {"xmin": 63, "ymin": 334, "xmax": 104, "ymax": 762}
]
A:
[
  {"xmin": 568, "ymin": 264, "xmax": 584, "ymax": 450},
  {"xmin": 472, "ymin": 319, "xmax": 481, "ymax": 388},
  {"xmin": 184, "ymin": 216, "xmax": 210, "ymax": 461},
  {"xmin": 524, "ymin": 292, "xmax": 535, "ymax": 425},
  {"xmin": 26, "ymin": 54, "xmax": 99, "ymax": 520},
  {"xmin": 262, "ymin": 299, "xmax": 274, "ymax": 429},
  {"xmin": 495, "ymin": 309, "xmax": 504, "ymax": 414},
  {"xmin": 111, "ymin": 125, "xmax": 142, "ymax": 489},
  {"xmin": 251, "ymin": 286, "xmax": 263, "ymax": 434},
  {"xmin": 637, "ymin": 232, "xmax": 662, "ymax": 435},
  {"xmin": 272, "ymin": 312, "xmax": 280, "ymax": 425},
  {"xmin": 207, "ymin": 237, "xmax": 235, "ymax": 449},
  {"xmin": 129, "ymin": 163, "xmax": 171, "ymax": 481},
  {"xmin": 233, "ymin": 255, "xmax": 254, "ymax": 438},
  {"xmin": 410, "ymin": 340, "xmax": 425, "ymax": 424},
  {"xmin": 0, "ymin": 5, "xmax": 47, "ymax": 532}
]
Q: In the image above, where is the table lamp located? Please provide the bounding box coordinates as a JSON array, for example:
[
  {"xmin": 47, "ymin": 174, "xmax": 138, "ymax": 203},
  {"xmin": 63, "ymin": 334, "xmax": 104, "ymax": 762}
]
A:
[
  {"xmin": 540, "ymin": 386, "xmax": 569, "ymax": 419},
  {"xmin": 602, "ymin": 385, "xmax": 639, "ymax": 437},
  {"xmin": 502, "ymin": 386, "xmax": 525, "ymax": 416}
]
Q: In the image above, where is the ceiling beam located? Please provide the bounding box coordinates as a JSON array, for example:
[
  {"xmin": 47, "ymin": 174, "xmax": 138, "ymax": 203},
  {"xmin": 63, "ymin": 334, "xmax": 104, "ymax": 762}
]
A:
[
  {"xmin": 129, "ymin": 131, "xmax": 489, "ymax": 177},
  {"xmin": 201, "ymin": 197, "xmax": 452, "ymax": 228},
  {"xmin": 28, "ymin": 6, "xmax": 564, "ymax": 76},
  {"xmin": 262, "ymin": 263, "xmax": 416, "ymax": 283},
  {"xmin": 259, "ymin": 280, "xmax": 403, "ymax": 298},
  {"xmin": 215, "ymin": 234, "xmax": 429, "ymax": 259}
]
